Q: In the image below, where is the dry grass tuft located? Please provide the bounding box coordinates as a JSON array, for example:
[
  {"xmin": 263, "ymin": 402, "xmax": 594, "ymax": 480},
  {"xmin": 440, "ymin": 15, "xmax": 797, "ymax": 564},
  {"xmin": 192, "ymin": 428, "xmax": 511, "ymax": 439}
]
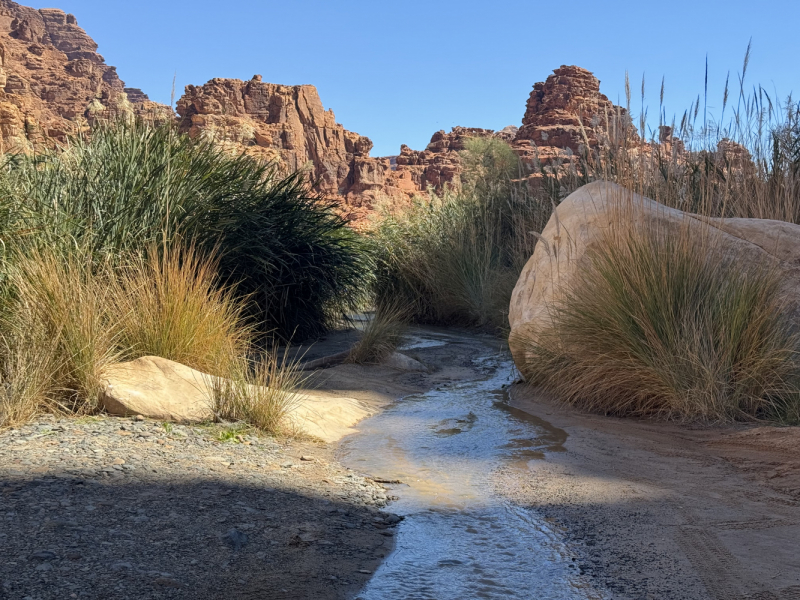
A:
[
  {"xmin": 515, "ymin": 221, "xmax": 800, "ymax": 422},
  {"xmin": 110, "ymin": 245, "xmax": 250, "ymax": 377},
  {"xmin": 213, "ymin": 348, "xmax": 307, "ymax": 435},
  {"xmin": 347, "ymin": 304, "xmax": 409, "ymax": 365},
  {"xmin": 0, "ymin": 248, "xmax": 120, "ymax": 425}
]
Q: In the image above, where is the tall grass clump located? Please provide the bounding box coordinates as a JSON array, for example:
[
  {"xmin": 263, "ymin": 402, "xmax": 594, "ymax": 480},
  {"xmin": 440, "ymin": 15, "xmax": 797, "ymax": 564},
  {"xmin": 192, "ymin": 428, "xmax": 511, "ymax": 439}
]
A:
[
  {"xmin": 109, "ymin": 244, "xmax": 250, "ymax": 377},
  {"xmin": 0, "ymin": 242, "xmax": 305, "ymax": 434},
  {"xmin": 0, "ymin": 120, "xmax": 369, "ymax": 338},
  {"xmin": 516, "ymin": 222, "xmax": 800, "ymax": 422},
  {"xmin": 347, "ymin": 303, "xmax": 409, "ymax": 365},
  {"xmin": 0, "ymin": 248, "xmax": 120, "ymax": 422},
  {"xmin": 372, "ymin": 137, "xmax": 551, "ymax": 329}
]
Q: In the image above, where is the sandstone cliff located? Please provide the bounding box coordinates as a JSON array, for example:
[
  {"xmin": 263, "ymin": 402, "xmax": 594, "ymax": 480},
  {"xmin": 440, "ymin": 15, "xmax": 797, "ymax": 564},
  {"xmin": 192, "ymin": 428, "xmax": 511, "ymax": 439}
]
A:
[
  {"xmin": 0, "ymin": 0, "xmax": 170, "ymax": 154},
  {"xmin": 514, "ymin": 65, "xmax": 639, "ymax": 161}
]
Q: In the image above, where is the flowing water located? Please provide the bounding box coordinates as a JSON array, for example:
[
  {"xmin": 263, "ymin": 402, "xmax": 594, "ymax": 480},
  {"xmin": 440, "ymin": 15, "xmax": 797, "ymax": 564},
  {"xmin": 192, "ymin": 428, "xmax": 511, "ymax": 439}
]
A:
[{"xmin": 340, "ymin": 331, "xmax": 604, "ymax": 599}]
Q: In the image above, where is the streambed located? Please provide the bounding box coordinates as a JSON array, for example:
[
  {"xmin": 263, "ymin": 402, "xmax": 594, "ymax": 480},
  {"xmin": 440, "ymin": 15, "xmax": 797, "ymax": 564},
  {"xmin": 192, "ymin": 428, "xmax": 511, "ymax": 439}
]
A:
[{"xmin": 339, "ymin": 331, "xmax": 606, "ymax": 599}]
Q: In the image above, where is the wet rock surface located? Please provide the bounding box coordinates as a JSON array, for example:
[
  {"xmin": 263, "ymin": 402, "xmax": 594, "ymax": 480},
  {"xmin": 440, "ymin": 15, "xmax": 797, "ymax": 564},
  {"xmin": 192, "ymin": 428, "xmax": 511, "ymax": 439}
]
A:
[{"xmin": 0, "ymin": 416, "xmax": 397, "ymax": 599}]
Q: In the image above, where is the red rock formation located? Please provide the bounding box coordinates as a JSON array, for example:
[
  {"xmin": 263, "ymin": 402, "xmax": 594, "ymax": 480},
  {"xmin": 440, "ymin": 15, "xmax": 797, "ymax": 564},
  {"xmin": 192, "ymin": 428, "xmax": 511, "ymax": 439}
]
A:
[
  {"xmin": 177, "ymin": 75, "xmax": 377, "ymax": 199},
  {"xmin": 514, "ymin": 65, "xmax": 639, "ymax": 160},
  {"xmin": 391, "ymin": 127, "xmax": 511, "ymax": 193},
  {"xmin": 0, "ymin": 0, "xmax": 171, "ymax": 154}
]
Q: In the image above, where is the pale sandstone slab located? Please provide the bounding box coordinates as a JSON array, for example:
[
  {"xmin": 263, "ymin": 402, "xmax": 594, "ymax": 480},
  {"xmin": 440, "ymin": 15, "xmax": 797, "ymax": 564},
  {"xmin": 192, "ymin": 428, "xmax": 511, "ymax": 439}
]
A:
[{"xmin": 100, "ymin": 355, "xmax": 372, "ymax": 442}]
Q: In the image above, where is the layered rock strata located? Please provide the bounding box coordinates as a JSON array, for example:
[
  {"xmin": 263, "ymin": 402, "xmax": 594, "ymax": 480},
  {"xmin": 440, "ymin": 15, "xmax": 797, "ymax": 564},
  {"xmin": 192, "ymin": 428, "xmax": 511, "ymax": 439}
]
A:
[{"xmin": 0, "ymin": 0, "xmax": 171, "ymax": 154}]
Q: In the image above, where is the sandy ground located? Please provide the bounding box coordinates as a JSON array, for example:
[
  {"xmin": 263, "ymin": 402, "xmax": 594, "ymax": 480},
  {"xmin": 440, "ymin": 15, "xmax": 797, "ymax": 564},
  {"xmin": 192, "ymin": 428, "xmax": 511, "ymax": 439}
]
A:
[
  {"xmin": 5, "ymin": 325, "xmax": 800, "ymax": 599},
  {"xmin": 500, "ymin": 385, "xmax": 800, "ymax": 600}
]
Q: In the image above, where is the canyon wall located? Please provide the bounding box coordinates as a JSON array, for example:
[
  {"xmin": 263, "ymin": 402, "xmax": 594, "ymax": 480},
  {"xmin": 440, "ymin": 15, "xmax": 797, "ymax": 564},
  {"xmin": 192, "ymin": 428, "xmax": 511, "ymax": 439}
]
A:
[
  {"xmin": 0, "ymin": 0, "xmax": 748, "ymax": 224},
  {"xmin": 0, "ymin": 0, "xmax": 170, "ymax": 154}
]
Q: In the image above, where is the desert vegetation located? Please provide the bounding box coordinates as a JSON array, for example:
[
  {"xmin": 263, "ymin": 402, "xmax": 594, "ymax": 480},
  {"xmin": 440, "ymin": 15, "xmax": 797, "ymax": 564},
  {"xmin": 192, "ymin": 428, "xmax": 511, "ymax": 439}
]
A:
[
  {"xmin": 370, "ymin": 51, "xmax": 800, "ymax": 422},
  {"xmin": 372, "ymin": 137, "xmax": 551, "ymax": 330},
  {"xmin": 515, "ymin": 221, "xmax": 800, "ymax": 422},
  {"xmin": 0, "ymin": 121, "xmax": 370, "ymax": 430},
  {"xmin": 509, "ymin": 59, "xmax": 800, "ymax": 422}
]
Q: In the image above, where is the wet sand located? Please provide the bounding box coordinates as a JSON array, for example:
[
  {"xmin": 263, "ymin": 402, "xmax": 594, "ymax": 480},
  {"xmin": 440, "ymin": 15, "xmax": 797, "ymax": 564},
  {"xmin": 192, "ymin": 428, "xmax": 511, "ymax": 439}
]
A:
[{"xmin": 502, "ymin": 385, "xmax": 800, "ymax": 599}]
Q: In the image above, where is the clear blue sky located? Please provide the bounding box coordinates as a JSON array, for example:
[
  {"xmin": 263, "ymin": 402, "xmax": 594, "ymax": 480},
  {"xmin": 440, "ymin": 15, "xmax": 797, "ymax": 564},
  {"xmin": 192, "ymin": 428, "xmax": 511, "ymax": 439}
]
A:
[{"xmin": 26, "ymin": 0, "xmax": 800, "ymax": 156}]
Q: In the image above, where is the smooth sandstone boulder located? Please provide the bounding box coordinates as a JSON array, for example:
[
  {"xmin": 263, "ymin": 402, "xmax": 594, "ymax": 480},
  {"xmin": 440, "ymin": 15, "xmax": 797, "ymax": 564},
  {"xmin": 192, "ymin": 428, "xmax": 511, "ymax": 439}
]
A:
[
  {"xmin": 100, "ymin": 356, "xmax": 217, "ymax": 422},
  {"xmin": 383, "ymin": 352, "xmax": 428, "ymax": 372},
  {"xmin": 100, "ymin": 356, "xmax": 372, "ymax": 442},
  {"xmin": 508, "ymin": 181, "xmax": 800, "ymax": 373}
]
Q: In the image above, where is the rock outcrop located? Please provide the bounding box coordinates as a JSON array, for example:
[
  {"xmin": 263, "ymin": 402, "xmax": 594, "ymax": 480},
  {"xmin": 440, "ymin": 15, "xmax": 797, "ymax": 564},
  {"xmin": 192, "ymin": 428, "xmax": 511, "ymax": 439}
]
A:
[
  {"xmin": 508, "ymin": 181, "xmax": 800, "ymax": 374},
  {"xmin": 0, "ymin": 0, "xmax": 171, "ymax": 153},
  {"xmin": 171, "ymin": 65, "xmax": 654, "ymax": 220},
  {"xmin": 176, "ymin": 75, "xmax": 401, "ymax": 221},
  {"xmin": 514, "ymin": 65, "xmax": 639, "ymax": 163},
  {"xmin": 175, "ymin": 78, "xmax": 523, "ymax": 219},
  {"xmin": 177, "ymin": 76, "xmax": 375, "ymax": 194}
]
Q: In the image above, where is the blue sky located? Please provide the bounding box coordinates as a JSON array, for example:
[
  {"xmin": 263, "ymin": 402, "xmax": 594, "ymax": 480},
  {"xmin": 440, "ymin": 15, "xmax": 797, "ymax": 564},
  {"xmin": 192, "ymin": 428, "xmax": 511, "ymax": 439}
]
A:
[{"xmin": 26, "ymin": 0, "xmax": 800, "ymax": 156}]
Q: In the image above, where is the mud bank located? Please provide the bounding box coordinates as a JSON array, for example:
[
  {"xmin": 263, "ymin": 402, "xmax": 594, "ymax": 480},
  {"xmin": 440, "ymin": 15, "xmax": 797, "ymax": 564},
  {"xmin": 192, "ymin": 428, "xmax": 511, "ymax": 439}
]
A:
[{"xmin": 502, "ymin": 385, "xmax": 800, "ymax": 600}]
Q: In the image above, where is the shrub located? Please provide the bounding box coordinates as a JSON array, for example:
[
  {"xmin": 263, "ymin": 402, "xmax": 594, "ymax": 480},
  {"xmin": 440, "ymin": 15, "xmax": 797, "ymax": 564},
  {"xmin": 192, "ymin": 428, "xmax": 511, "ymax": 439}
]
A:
[
  {"xmin": 372, "ymin": 137, "xmax": 550, "ymax": 329},
  {"xmin": 0, "ymin": 120, "xmax": 370, "ymax": 339},
  {"xmin": 515, "ymin": 223, "xmax": 800, "ymax": 421}
]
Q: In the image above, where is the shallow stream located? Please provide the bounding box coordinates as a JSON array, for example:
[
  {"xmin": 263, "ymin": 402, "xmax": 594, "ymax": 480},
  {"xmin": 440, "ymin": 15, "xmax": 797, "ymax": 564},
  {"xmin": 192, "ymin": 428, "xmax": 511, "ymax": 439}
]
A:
[{"xmin": 340, "ymin": 331, "xmax": 604, "ymax": 599}]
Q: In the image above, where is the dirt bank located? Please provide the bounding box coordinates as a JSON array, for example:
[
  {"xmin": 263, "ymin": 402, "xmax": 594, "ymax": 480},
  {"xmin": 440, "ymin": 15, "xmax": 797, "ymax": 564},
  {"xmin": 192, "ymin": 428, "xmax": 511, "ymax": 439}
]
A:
[{"xmin": 500, "ymin": 385, "xmax": 800, "ymax": 600}]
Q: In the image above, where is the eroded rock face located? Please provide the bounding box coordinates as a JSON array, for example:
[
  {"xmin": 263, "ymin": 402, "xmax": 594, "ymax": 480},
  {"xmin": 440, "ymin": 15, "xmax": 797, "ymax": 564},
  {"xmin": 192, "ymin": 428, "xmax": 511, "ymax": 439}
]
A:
[
  {"xmin": 172, "ymin": 65, "xmax": 651, "ymax": 220},
  {"xmin": 513, "ymin": 65, "xmax": 640, "ymax": 166},
  {"xmin": 508, "ymin": 181, "xmax": 800, "ymax": 374},
  {"xmin": 0, "ymin": 0, "xmax": 171, "ymax": 154},
  {"xmin": 177, "ymin": 76, "xmax": 373, "ymax": 194}
]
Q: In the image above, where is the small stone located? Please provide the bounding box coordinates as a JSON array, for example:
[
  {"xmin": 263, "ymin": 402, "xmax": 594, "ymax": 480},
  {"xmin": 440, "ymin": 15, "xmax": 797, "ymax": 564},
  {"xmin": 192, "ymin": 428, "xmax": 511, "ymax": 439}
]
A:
[
  {"xmin": 30, "ymin": 550, "xmax": 57, "ymax": 561},
  {"xmin": 153, "ymin": 577, "xmax": 182, "ymax": 588},
  {"xmin": 111, "ymin": 458, "xmax": 125, "ymax": 465},
  {"xmin": 133, "ymin": 415, "xmax": 145, "ymax": 421},
  {"xmin": 384, "ymin": 514, "xmax": 403, "ymax": 525},
  {"xmin": 300, "ymin": 456, "xmax": 314, "ymax": 462},
  {"xmin": 226, "ymin": 528, "xmax": 248, "ymax": 551}
]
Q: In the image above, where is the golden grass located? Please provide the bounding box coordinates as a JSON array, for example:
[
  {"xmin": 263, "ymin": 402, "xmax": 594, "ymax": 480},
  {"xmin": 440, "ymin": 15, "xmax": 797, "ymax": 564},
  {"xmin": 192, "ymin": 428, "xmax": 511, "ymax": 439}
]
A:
[
  {"xmin": 515, "ymin": 220, "xmax": 800, "ymax": 422},
  {"xmin": 0, "ymin": 248, "xmax": 120, "ymax": 424},
  {"xmin": 110, "ymin": 245, "xmax": 250, "ymax": 377},
  {"xmin": 347, "ymin": 303, "xmax": 409, "ymax": 365},
  {"xmin": 213, "ymin": 348, "xmax": 307, "ymax": 435},
  {"xmin": 0, "ymin": 244, "xmax": 301, "ymax": 435}
]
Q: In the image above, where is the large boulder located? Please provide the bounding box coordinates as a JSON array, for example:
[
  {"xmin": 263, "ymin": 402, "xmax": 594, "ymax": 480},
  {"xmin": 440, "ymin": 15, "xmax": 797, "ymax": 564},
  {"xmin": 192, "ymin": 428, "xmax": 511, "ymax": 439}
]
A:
[
  {"xmin": 100, "ymin": 356, "xmax": 372, "ymax": 442},
  {"xmin": 508, "ymin": 181, "xmax": 800, "ymax": 373}
]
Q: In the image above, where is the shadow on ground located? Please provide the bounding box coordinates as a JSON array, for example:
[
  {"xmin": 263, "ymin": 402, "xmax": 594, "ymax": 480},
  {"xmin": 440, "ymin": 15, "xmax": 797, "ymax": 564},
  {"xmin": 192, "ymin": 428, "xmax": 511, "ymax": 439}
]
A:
[{"xmin": 0, "ymin": 474, "xmax": 394, "ymax": 600}]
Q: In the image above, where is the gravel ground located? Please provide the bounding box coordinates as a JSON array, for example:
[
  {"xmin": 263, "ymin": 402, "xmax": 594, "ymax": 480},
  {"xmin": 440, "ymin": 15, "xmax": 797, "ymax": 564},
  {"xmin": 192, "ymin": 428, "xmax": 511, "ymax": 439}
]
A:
[{"xmin": 0, "ymin": 414, "xmax": 399, "ymax": 600}]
